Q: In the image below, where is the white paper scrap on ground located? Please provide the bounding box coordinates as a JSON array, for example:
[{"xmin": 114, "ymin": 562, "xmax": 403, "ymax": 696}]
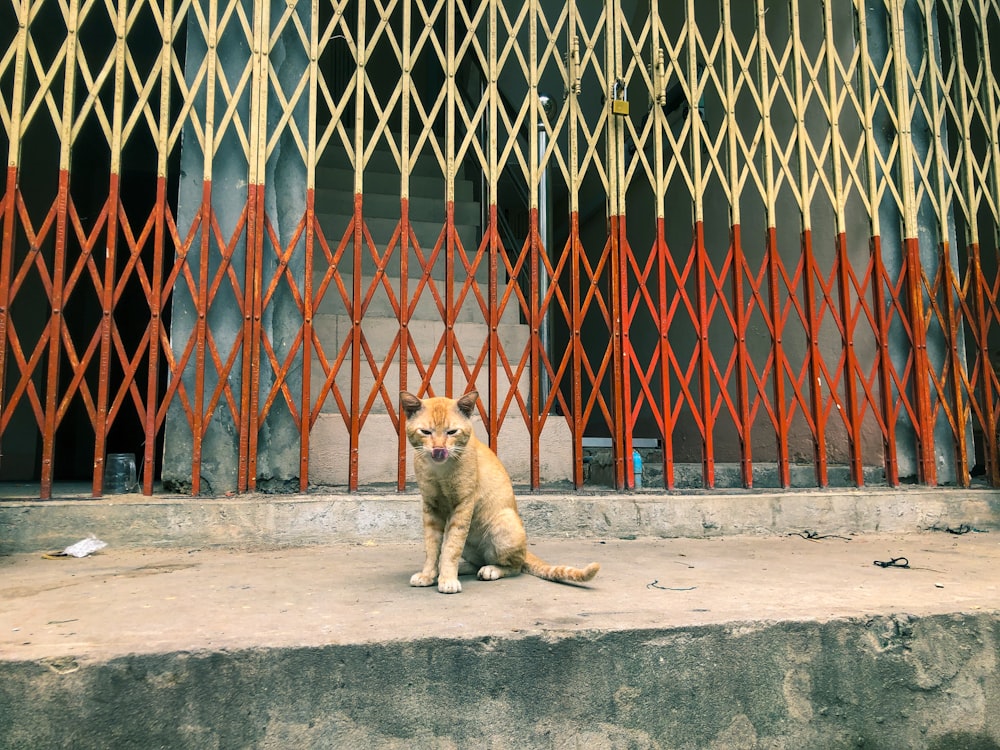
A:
[{"xmin": 62, "ymin": 535, "xmax": 108, "ymax": 558}]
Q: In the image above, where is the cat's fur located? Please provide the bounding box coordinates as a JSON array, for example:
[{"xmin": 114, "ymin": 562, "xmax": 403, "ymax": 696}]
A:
[{"xmin": 400, "ymin": 390, "xmax": 600, "ymax": 594}]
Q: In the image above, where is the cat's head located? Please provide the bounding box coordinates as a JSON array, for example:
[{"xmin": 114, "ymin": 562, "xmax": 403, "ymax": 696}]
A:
[{"xmin": 400, "ymin": 390, "xmax": 478, "ymax": 464}]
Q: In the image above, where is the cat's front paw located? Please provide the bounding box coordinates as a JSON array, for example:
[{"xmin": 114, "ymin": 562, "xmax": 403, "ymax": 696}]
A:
[
  {"xmin": 410, "ymin": 572, "xmax": 436, "ymax": 587},
  {"xmin": 437, "ymin": 578, "xmax": 462, "ymax": 594},
  {"xmin": 477, "ymin": 565, "xmax": 502, "ymax": 581}
]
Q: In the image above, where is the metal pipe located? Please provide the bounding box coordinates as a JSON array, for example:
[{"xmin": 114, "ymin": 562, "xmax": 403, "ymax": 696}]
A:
[{"xmin": 538, "ymin": 94, "xmax": 553, "ymax": 409}]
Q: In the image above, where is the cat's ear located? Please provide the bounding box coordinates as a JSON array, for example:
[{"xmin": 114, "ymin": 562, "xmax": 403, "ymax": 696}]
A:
[
  {"xmin": 400, "ymin": 391, "xmax": 423, "ymax": 418},
  {"xmin": 456, "ymin": 390, "xmax": 478, "ymax": 417}
]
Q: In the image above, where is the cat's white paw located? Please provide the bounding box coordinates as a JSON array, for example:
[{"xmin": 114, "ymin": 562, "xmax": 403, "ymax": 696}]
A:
[
  {"xmin": 477, "ymin": 565, "xmax": 502, "ymax": 581},
  {"xmin": 437, "ymin": 578, "xmax": 462, "ymax": 594},
  {"xmin": 410, "ymin": 572, "xmax": 436, "ymax": 587}
]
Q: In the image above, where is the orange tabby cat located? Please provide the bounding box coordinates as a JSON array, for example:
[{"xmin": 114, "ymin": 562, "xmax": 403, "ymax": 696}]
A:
[{"xmin": 400, "ymin": 390, "xmax": 600, "ymax": 594}]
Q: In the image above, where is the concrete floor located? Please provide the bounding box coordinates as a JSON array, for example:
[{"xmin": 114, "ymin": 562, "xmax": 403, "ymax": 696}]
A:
[
  {"xmin": 3, "ymin": 489, "xmax": 1000, "ymax": 749},
  {"xmin": 3, "ymin": 531, "xmax": 997, "ymax": 663}
]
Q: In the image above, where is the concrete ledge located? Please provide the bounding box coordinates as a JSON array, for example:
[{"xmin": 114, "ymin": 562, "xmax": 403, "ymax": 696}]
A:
[
  {"xmin": 1, "ymin": 614, "xmax": 998, "ymax": 749},
  {"xmin": 3, "ymin": 532, "xmax": 999, "ymax": 749},
  {"xmin": 2, "ymin": 487, "xmax": 998, "ymax": 553}
]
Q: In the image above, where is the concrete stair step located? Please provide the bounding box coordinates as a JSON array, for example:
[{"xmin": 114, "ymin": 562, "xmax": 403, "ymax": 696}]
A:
[
  {"xmin": 314, "ymin": 165, "xmax": 476, "ymax": 203},
  {"xmin": 311, "ymin": 273, "xmax": 525, "ymax": 325},
  {"xmin": 312, "ymin": 314, "xmax": 528, "ymax": 360},
  {"xmin": 314, "ymin": 212, "xmax": 481, "ymax": 254},
  {"xmin": 314, "ymin": 187, "xmax": 481, "ymax": 226},
  {"xmin": 317, "ymin": 141, "xmax": 454, "ymax": 179},
  {"xmin": 2, "ymin": 485, "xmax": 996, "ymax": 545},
  {"xmin": 309, "ymin": 358, "xmax": 534, "ymax": 416},
  {"xmin": 309, "ymin": 410, "xmax": 573, "ymax": 485},
  {"xmin": 315, "ymin": 213, "xmax": 486, "ymax": 281}
]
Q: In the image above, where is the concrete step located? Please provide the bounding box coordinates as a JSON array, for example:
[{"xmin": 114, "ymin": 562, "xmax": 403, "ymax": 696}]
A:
[
  {"xmin": 314, "ymin": 186, "xmax": 481, "ymax": 226},
  {"xmin": 2, "ymin": 485, "xmax": 996, "ymax": 549},
  {"xmin": 311, "ymin": 314, "xmax": 528, "ymax": 364},
  {"xmin": 315, "ymin": 212, "xmax": 485, "ymax": 282},
  {"xmin": 2, "ymin": 517, "xmax": 999, "ymax": 749},
  {"xmin": 307, "ymin": 325, "xmax": 534, "ymax": 416},
  {"xmin": 317, "ymin": 141, "xmax": 456, "ymax": 179},
  {"xmin": 311, "ymin": 272, "xmax": 525, "ymax": 325},
  {"xmin": 309, "ymin": 409, "xmax": 573, "ymax": 484},
  {"xmin": 308, "ymin": 368, "xmax": 531, "ymax": 418},
  {"xmin": 315, "ymin": 164, "xmax": 476, "ymax": 202}
]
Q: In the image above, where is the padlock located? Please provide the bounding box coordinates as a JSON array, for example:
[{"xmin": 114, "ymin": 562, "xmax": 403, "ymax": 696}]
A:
[{"xmin": 611, "ymin": 79, "xmax": 629, "ymax": 117}]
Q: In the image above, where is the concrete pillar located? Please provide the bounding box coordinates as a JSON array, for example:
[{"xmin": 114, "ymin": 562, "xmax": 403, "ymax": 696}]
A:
[
  {"xmin": 162, "ymin": 0, "xmax": 310, "ymax": 494},
  {"xmin": 866, "ymin": 1, "xmax": 966, "ymax": 483}
]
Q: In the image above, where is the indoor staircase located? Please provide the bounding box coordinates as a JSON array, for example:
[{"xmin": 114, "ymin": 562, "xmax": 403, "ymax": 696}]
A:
[{"xmin": 307, "ymin": 135, "xmax": 572, "ymax": 486}]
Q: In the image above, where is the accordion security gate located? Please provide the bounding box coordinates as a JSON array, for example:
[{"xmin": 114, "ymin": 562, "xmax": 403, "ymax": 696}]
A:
[{"xmin": 1, "ymin": 0, "xmax": 999, "ymax": 497}]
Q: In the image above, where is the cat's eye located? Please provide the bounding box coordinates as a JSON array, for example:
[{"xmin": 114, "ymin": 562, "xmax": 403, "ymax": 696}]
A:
[
  {"xmin": 446, "ymin": 428, "xmax": 459, "ymax": 435},
  {"xmin": 419, "ymin": 429, "xmax": 432, "ymax": 436}
]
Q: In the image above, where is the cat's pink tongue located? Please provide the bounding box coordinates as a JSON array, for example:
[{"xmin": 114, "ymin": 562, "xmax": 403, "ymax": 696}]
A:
[{"xmin": 432, "ymin": 448, "xmax": 448, "ymax": 462}]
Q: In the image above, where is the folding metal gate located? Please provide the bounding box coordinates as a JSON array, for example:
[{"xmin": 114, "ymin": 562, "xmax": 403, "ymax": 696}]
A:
[{"xmin": 2, "ymin": 0, "xmax": 999, "ymax": 497}]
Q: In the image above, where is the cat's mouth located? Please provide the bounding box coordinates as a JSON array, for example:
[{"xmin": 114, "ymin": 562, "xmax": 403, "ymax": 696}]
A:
[{"xmin": 431, "ymin": 448, "xmax": 449, "ymax": 462}]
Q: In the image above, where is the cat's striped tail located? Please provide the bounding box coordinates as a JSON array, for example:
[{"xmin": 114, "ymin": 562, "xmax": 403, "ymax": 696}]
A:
[{"xmin": 523, "ymin": 552, "xmax": 600, "ymax": 584}]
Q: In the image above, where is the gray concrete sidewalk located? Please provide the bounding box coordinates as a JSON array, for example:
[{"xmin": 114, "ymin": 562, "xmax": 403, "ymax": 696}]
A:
[
  {"xmin": 3, "ymin": 523, "xmax": 1000, "ymax": 749},
  {"xmin": 3, "ymin": 531, "xmax": 997, "ymax": 663},
  {"xmin": 4, "ymin": 489, "xmax": 1000, "ymax": 749}
]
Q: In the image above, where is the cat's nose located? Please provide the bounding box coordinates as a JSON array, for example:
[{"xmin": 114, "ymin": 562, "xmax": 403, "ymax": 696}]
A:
[{"xmin": 431, "ymin": 447, "xmax": 448, "ymax": 462}]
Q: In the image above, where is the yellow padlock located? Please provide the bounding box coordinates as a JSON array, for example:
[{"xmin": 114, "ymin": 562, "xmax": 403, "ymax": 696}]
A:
[{"xmin": 611, "ymin": 79, "xmax": 630, "ymax": 117}]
